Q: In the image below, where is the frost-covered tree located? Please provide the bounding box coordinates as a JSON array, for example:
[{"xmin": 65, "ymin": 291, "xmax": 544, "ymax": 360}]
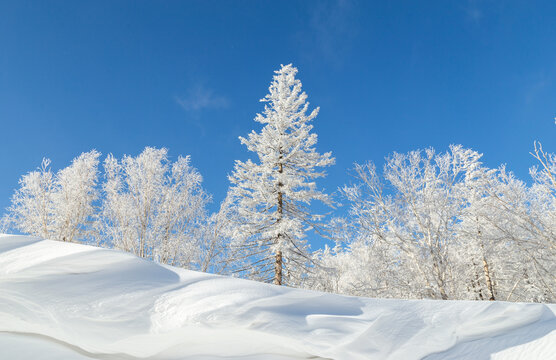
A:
[
  {"xmin": 454, "ymin": 166, "xmax": 525, "ymax": 301},
  {"xmin": 97, "ymin": 147, "xmax": 210, "ymax": 268},
  {"xmin": 529, "ymin": 142, "xmax": 556, "ymax": 254},
  {"xmin": 476, "ymin": 166, "xmax": 555, "ymax": 302},
  {"xmin": 7, "ymin": 151, "xmax": 101, "ymax": 242},
  {"xmin": 345, "ymin": 146, "xmax": 480, "ymax": 299},
  {"xmin": 333, "ymin": 146, "xmax": 485, "ymax": 300},
  {"xmin": 8, "ymin": 158, "xmax": 56, "ymax": 239},
  {"xmin": 306, "ymin": 145, "xmax": 555, "ymax": 303},
  {"xmin": 196, "ymin": 193, "xmax": 237, "ymax": 274},
  {"xmin": 303, "ymin": 217, "xmax": 402, "ymax": 298},
  {"xmin": 228, "ymin": 64, "xmax": 334, "ymax": 285},
  {"xmin": 510, "ymin": 142, "xmax": 556, "ymax": 301},
  {"xmin": 54, "ymin": 151, "xmax": 102, "ymax": 242}
]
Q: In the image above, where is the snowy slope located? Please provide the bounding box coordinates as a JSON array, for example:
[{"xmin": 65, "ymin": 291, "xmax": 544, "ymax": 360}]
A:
[{"xmin": 0, "ymin": 235, "xmax": 554, "ymax": 360}]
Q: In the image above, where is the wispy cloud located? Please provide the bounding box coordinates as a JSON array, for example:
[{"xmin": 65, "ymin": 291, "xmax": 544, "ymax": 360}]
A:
[
  {"xmin": 298, "ymin": 0, "xmax": 359, "ymax": 66},
  {"xmin": 467, "ymin": 8, "xmax": 483, "ymax": 23},
  {"xmin": 464, "ymin": 0, "xmax": 484, "ymax": 24},
  {"xmin": 525, "ymin": 72, "xmax": 551, "ymax": 104},
  {"xmin": 175, "ymin": 86, "xmax": 229, "ymax": 112}
]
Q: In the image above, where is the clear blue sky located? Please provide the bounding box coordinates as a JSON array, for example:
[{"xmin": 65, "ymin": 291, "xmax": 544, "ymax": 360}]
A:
[{"xmin": 1, "ymin": 1, "xmax": 555, "ymax": 241}]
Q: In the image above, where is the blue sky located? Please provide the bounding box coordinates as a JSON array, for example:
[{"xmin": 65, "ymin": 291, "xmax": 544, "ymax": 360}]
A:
[{"xmin": 1, "ymin": 1, "xmax": 555, "ymax": 245}]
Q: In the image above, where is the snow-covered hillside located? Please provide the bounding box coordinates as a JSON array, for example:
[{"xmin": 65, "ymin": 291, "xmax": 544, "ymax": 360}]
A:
[{"xmin": 0, "ymin": 235, "xmax": 554, "ymax": 360}]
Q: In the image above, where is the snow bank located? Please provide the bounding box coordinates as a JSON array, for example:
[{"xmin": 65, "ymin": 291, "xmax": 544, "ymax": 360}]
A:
[{"xmin": 0, "ymin": 235, "xmax": 554, "ymax": 359}]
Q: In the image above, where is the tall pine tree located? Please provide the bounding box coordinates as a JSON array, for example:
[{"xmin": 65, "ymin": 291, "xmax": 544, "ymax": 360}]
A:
[{"xmin": 228, "ymin": 64, "xmax": 334, "ymax": 285}]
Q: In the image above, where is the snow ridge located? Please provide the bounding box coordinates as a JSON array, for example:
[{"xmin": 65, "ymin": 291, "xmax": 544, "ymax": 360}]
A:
[{"xmin": 0, "ymin": 235, "xmax": 554, "ymax": 359}]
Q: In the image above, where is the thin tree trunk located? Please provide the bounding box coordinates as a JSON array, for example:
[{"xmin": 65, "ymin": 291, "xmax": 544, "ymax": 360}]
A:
[
  {"xmin": 471, "ymin": 261, "xmax": 484, "ymax": 300},
  {"xmin": 477, "ymin": 219, "xmax": 495, "ymax": 301},
  {"xmin": 274, "ymin": 250, "xmax": 282, "ymax": 285},
  {"xmin": 438, "ymin": 281, "xmax": 448, "ymax": 300},
  {"xmin": 482, "ymin": 254, "xmax": 495, "ymax": 301},
  {"xmin": 430, "ymin": 249, "xmax": 448, "ymax": 300},
  {"xmin": 275, "ymin": 161, "xmax": 284, "ymax": 285}
]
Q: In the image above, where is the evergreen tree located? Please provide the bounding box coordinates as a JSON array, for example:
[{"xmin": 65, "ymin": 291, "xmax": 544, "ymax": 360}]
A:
[{"xmin": 228, "ymin": 64, "xmax": 334, "ymax": 285}]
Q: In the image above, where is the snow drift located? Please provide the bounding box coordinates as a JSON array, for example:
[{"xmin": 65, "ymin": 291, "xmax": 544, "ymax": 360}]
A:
[{"xmin": 0, "ymin": 235, "xmax": 554, "ymax": 360}]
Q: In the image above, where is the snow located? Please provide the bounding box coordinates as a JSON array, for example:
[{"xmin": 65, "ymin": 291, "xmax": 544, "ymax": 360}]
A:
[{"xmin": 0, "ymin": 235, "xmax": 554, "ymax": 360}]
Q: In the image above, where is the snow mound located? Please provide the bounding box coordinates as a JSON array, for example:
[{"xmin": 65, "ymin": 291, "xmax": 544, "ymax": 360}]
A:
[{"xmin": 0, "ymin": 235, "xmax": 554, "ymax": 359}]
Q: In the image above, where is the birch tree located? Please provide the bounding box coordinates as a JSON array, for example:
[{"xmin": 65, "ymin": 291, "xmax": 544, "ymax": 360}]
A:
[
  {"xmin": 228, "ymin": 64, "xmax": 334, "ymax": 285},
  {"xmin": 455, "ymin": 167, "xmax": 522, "ymax": 301},
  {"xmin": 8, "ymin": 158, "xmax": 56, "ymax": 239},
  {"xmin": 97, "ymin": 147, "xmax": 210, "ymax": 268},
  {"xmin": 340, "ymin": 146, "xmax": 484, "ymax": 300},
  {"xmin": 7, "ymin": 150, "xmax": 101, "ymax": 242},
  {"xmin": 307, "ymin": 145, "xmax": 555, "ymax": 303}
]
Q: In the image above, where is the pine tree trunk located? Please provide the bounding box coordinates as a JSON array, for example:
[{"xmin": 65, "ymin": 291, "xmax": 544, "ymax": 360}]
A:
[
  {"xmin": 274, "ymin": 250, "xmax": 282, "ymax": 285},
  {"xmin": 274, "ymin": 161, "xmax": 284, "ymax": 286}
]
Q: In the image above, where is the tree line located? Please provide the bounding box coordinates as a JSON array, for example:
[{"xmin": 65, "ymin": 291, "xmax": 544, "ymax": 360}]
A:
[{"xmin": 2, "ymin": 64, "xmax": 554, "ymax": 303}]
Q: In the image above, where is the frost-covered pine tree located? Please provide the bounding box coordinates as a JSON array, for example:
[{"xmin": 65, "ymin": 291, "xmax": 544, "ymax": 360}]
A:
[{"xmin": 228, "ymin": 64, "xmax": 334, "ymax": 285}]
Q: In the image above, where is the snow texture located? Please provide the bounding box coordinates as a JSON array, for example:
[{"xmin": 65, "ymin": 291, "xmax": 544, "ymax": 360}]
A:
[{"xmin": 0, "ymin": 235, "xmax": 554, "ymax": 359}]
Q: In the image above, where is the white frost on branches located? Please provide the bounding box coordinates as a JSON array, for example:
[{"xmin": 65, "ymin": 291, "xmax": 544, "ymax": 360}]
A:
[
  {"xmin": 7, "ymin": 151, "xmax": 101, "ymax": 242},
  {"xmin": 227, "ymin": 64, "xmax": 334, "ymax": 285},
  {"xmin": 308, "ymin": 145, "xmax": 555, "ymax": 303},
  {"xmin": 97, "ymin": 147, "xmax": 210, "ymax": 268}
]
